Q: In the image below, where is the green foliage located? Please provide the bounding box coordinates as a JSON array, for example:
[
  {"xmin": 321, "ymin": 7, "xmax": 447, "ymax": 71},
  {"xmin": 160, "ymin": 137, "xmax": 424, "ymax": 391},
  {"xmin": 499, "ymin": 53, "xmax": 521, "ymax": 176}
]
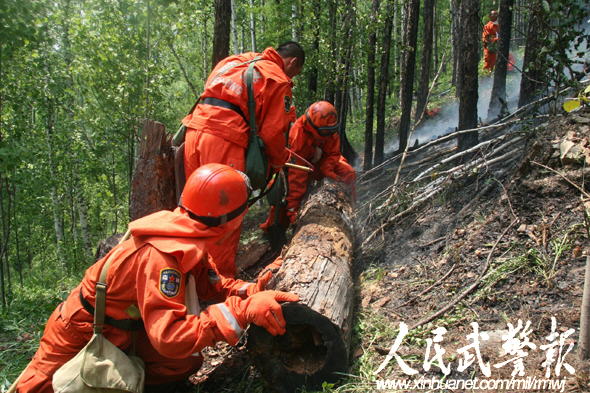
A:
[{"xmin": 524, "ymin": 0, "xmax": 590, "ymax": 92}]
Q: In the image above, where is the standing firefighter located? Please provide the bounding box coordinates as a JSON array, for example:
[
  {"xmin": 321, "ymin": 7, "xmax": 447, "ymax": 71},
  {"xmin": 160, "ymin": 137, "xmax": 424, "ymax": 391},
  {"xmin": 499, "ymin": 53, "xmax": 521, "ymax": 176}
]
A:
[
  {"xmin": 14, "ymin": 164, "xmax": 298, "ymax": 393},
  {"xmin": 482, "ymin": 10, "xmax": 499, "ymax": 72},
  {"xmin": 180, "ymin": 41, "xmax": 305, "ymax": 277},
  {"xmin": 261, "ymin": 101, "xmax": 356, "ymax": 233}
]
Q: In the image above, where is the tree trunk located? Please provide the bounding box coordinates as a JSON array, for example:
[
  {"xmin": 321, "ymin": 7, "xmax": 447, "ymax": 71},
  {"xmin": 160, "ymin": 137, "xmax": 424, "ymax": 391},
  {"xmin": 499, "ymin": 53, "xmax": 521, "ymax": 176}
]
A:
[
  {"xmin": 518, "ymin": 1, "xmax": 546, "ymax": 108},
  {"xmin": 0, "ymin": 177, "xmax": 9, "ymax": 308},
  {"xmin": 212, "ymin": 0, "xmax": 231, "ymax": 68},
  {"xmin": 75, "ymin": 182, "xmax": 92, "ymax": 260},
  {"xmin": 45, "ymin": 100, "xmax": 65, "ymax": 262},
  {"xmin": 307, "ymin": 0, "xmax": 320, "ymax": 100},
  {"xmin": 333, "ymin": 0, "xmax": 357, "ymax": 165},
  {"xmin": 451, "ymin": 0, "xmax": 461, "ymax": 90},
  {"xmin": 580, "ymin": 256, "xmax": 590, "ymax": 360},
  {"xmin": 248, "ymin": 0, "xmax": 257, "ymax": 52},
  {"xmin": 247, "ymin": 180, "xmax": 354, "ymax": 393},
  {"xmin": 415, "ymin": 0, "xmax": 434, "ymax": 122},
  {"xmin": 129, "ymin": 120, "xmax": 176, "ymax": 221},
  {"xmin": 457, "ymin": 0, "xmax": 480, "ymax": 151},
  {"xmin": 324, "ymin": 0, "xmax": 338, "ymax": 103},
  {"xmin": 230, "ymin": 0, "xmax": 238, "ymax": 54},
  {"xmin": 374, "ymin": 0, "xmax": 395, "ymax": 165},
  {"xmin": 363, "ymin": 0, "xmax": 380, "ymax": 170},
  {"xmin": 487, "ymin": 0, "xmax": 513, "ymax": 120},
  {"xmin": 397, "ymin": 0, "xmax": 420, "ymax": 153}
]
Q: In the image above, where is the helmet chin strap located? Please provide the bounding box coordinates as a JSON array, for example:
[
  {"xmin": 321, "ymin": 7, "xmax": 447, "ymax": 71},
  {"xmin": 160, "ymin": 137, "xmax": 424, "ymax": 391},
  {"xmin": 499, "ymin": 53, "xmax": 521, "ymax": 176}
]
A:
[{"xmin": 180, "ymin": 199, "xmax": 248, "ymax": 227}]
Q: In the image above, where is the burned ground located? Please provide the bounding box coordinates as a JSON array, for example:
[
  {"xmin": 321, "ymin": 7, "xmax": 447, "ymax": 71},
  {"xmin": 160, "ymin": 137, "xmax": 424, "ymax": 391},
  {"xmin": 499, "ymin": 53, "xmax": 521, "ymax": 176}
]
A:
[{"xmin": 354, "ymin": 108, "xmax": 590, "ymax": 392}]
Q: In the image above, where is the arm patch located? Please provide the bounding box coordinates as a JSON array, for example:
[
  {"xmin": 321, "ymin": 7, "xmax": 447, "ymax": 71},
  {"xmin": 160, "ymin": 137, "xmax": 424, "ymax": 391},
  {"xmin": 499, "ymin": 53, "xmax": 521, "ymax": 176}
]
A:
[{"xmin": 160, "ymin": 268, "xmax": 182, "ymax": 298}]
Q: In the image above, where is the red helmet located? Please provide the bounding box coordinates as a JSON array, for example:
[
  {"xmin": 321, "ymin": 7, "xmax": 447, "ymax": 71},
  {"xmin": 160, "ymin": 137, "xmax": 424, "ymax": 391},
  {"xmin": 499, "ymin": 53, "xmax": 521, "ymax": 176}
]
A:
[
  {"xmin": 180, "ymin": 163, "xmax": 251, "ymax": 227},
  {"xmin": 305, "ymin": 101, "xmax": 339, "ymax": 136}
]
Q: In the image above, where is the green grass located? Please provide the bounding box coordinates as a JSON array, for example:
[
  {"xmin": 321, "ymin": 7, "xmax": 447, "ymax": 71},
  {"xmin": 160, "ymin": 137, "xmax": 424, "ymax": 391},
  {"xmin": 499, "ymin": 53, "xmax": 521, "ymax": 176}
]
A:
[{"xmin": 0, "ymin": 262, "xmax": 81, "ymax": 389}]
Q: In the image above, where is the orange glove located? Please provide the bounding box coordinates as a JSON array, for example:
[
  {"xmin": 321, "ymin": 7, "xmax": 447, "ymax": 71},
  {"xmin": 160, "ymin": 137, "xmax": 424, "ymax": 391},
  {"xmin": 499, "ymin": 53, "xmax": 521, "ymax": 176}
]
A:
[{"xmin": 229, "ymin": 290, "xmax": 299, "ymax": 336}]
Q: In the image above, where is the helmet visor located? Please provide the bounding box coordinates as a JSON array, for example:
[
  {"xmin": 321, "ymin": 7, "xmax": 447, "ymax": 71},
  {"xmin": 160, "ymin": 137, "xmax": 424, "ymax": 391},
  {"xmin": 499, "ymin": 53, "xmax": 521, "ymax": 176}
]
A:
[{"xmin": 306, "ymin": 112, "xmax": 340, "ymax": 136}]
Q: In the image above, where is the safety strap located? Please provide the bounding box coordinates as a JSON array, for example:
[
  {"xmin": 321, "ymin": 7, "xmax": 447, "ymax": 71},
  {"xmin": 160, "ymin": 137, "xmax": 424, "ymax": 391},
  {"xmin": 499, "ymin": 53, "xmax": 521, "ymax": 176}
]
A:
[
  {"xmin": 173, "ymin": 57, "xmax": 263, "ymax": 147},
  {"xmin": 180, "ymin": 199, "xmax": 249, "ymax": 227},
  {"xmin": 80, "ymin": 290, "xmax": 143, "ymax": 331},
  {"xmin": 245, "ymin": 59, "xmax": 261, "ymax": 138},
  {"xmin": 93, "ymin": 229, "xmax": 133, "ymax": 335},
  {"xmin": 201, "ymin": 97, "xmax": 247, "ymax": 123}
]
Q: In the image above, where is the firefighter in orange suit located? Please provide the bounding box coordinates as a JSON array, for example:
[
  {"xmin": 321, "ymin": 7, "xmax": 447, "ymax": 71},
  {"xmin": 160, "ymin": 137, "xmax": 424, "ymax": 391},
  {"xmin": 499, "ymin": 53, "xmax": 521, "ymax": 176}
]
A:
[
  {"xmin": 482, "ymin": 10, "xmax": 499, "ymax": 72},
  {"xmin": 16, "ymin": 164, "xmax": 298, "ymax": 393},
  {"xmin": 182, "ymin": 41, "xmax": 305, "ymax": 277},
  {"xmin": 261, "ymin": 101, "xmax": 356, "ymax": 230}
]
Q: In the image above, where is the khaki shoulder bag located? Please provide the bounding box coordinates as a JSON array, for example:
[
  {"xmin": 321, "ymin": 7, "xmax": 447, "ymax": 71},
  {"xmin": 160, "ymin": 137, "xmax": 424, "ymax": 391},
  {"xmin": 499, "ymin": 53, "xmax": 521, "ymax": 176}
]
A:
[{"xmin": 52, "ymin": 231, "xmax": 145, "ymax": 393}]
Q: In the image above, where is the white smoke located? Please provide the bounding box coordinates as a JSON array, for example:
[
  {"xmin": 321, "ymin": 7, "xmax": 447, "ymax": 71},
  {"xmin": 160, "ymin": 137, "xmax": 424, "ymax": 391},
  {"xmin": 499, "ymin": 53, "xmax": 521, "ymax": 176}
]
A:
[{"xmin": 385, "ymin": 56, "xmax": 523, "ymax": 154}]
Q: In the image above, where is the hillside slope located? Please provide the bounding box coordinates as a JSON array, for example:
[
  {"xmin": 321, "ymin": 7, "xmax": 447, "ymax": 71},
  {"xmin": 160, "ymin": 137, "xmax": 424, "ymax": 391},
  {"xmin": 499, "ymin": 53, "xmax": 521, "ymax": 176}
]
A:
[{"xmin": 353, "ymin": 106, "xmax": 590, "ymax": 392}]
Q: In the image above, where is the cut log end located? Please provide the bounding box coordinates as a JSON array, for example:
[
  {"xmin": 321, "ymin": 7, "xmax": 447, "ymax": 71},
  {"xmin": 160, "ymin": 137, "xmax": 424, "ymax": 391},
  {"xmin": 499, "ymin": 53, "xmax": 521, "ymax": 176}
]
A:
[{"xmin": 247, "ymin": 303, "xmax": 348, "ymax": 393}]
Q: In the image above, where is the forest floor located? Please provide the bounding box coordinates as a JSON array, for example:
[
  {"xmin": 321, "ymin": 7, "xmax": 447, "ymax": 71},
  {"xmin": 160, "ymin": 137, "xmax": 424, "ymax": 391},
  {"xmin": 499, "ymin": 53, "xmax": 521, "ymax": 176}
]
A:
[
  {"xmin": 350, "ymin": 105, "xmax": 590, "ymax": 393},
  {"xmin": 193, "ymin": 103, "xmax": 590, "ymax": 393}
]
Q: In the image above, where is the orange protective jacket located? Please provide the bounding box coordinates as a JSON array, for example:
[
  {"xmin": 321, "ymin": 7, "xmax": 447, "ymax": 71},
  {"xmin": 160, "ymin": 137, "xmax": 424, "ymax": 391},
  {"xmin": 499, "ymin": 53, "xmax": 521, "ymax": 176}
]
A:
[
  {"xmin": 17, "ymin": 208, "xmax": 256, "ymax": 393},
  {"xmin": 182, "ymin": 47, "xmax": 294, "ymax": 177},
  {"xmin": 285, "ymin": 115, "xmax": 356, "ymax": 218},
  {"xmin": 482, "ymin": 21, "xmax": 499, "ymax": 48}
]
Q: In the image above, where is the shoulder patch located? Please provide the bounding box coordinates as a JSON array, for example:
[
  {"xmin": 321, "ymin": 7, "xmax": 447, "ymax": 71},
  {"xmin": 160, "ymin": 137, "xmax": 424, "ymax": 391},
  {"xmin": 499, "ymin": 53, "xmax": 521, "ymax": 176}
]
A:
[
  {"xmin": 284, "ymin": 96, "xmax": 292, "ymax": 112},
  {"xmin": 160, "ymin": 268, "xmax": 182, "ymax": 298}
]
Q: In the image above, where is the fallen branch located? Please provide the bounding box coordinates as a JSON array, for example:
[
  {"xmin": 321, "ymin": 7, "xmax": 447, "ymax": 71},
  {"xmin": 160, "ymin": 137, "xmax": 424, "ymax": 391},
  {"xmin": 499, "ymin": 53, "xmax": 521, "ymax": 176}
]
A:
[
  {"xmin": 408, "ymin": 219, "xmax": 519, "ymax": 331},
  {"xmin": 393, "ymin": 263, "xmax": 456, "ymax": 310},
  {"xmin": 359, "ymin": 153, "xmax": 402, "ymax": 184},
  {"xmin": 362, "ymin": 140, "xmax": 524, "ymax": 249},
  {"xmin": 419, "ymin": 236, "xmax": 447, "ymax": 247},
  {"xmin": 362, "ymin": 180, "xmax": 447, "ymax": 248},
  {"xmin": 531, "ymin": 161, "xmax": 590, "ymax": 199},
  {"xmin": 413, "ymin": 132, "xmax": 525, "ymax": 182}
]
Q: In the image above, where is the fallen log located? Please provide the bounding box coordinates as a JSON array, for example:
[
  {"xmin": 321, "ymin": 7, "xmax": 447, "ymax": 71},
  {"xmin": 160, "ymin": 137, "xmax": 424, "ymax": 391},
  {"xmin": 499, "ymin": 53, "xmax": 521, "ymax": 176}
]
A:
[{"xmin": 247, "ymin": 179, "xmax": 355, "ymax": 393}]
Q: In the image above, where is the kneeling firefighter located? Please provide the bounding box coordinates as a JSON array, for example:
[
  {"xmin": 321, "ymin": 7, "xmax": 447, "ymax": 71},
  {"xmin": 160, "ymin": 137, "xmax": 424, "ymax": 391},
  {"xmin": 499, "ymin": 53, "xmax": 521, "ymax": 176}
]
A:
[
  {"xmin": 13, "ymin": 164, "xmax": 298, "ymax": 393},
  {"xmin": 261, "ymin": 101, "xmax": 356, "ymax": 241}
]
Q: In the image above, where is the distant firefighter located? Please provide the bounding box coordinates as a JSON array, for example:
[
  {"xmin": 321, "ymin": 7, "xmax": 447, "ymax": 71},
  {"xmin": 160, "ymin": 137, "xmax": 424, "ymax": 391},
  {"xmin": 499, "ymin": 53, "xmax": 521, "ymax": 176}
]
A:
[{"xmin": 482, "ymin": 10, "xmax": 499, "ymax": 72}]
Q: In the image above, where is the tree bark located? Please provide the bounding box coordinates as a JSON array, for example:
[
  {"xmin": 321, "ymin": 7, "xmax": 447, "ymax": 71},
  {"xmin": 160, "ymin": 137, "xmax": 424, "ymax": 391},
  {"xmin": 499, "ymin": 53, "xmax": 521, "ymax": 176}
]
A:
[
  {"xmin": 415, "ymin": 0, "xmax": 434, "ymax": 122},
  {"xmin": 247, "ymin": 180, "xmax": 355, "ymax": 393},
  {"xmin": 333, "ymin": 0, "xmax": 357, "ymax": 165},
  {"xmin": 374, "ymin": 0, "xmax": 395, "ymax": 165},
  {"xmin": 363, "ymin": 0, "xmax": 380, "ymax": 170},
  {"xmin": 579, "ymin": 256, "xmax": 590, "ymax": 360},
  {"xmin": 451, "ymin": 0, "xmax": 461, "ymax": 90},
  {"xmin": 212, "ymin": 0, "xmax": 231, "ymax": 68},
  {"xmin": 129, "ymin": 120, "xmax": 176, "ymax": 221},
  {"xmin": 230, "ymin": 0, "xmax": 238, "ymax": 54},
  {"xmin": 248, "ymin": 0, "xmax": 257, "ymax": 52},
  {"xmin": 487, "ymin": 0, "xmax": 513, "ymax": 120},
  {"xmin": 397, "ymin": 0, "xmax": 420, "ymax": 153},
  {"xmin": 44, "ymin": 99, "xmax": 65, "ymax": 263},
  {"xmin": 307, "ymin": 0, "xmax": 320, "ymax": 99},
  {"xmin": 457, "ymin": 0, "xmax": 480, "ymax": 152},
  {"xmin": 324, "ymin": 0, "xmax": 339, "ymax": 103},
  {"xmin": 518, "ymin": 1, "xmax": 546, "ymax": 108}
]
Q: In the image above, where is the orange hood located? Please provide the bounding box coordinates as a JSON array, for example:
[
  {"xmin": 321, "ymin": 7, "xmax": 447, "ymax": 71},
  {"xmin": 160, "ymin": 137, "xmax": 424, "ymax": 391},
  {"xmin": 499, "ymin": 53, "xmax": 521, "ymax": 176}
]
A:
[{"xmin": 129, "ymin": 208, "xmax": 240, "ymax": 273}]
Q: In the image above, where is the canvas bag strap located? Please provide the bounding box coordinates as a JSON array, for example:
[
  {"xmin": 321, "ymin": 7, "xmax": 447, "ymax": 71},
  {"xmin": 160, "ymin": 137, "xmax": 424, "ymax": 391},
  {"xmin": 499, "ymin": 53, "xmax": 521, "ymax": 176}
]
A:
[
  {"xmin": 93, "ymin": 229, "xmax": 131, "ymax": 335},
  {"xmin": 245, "ymin": 57, "xmax": 262, "ymax": 138}
]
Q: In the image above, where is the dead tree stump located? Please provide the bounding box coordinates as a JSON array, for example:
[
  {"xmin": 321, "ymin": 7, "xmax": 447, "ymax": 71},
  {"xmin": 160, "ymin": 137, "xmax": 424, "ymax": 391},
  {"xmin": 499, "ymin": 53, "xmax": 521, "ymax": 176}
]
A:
[
  {"xmin": 129, "ymin": 120, "xmax": 177, "ymax": 220},
  {"xmin": 247, "ymin": 179, "xmax": 355, "ymax": 393}
]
